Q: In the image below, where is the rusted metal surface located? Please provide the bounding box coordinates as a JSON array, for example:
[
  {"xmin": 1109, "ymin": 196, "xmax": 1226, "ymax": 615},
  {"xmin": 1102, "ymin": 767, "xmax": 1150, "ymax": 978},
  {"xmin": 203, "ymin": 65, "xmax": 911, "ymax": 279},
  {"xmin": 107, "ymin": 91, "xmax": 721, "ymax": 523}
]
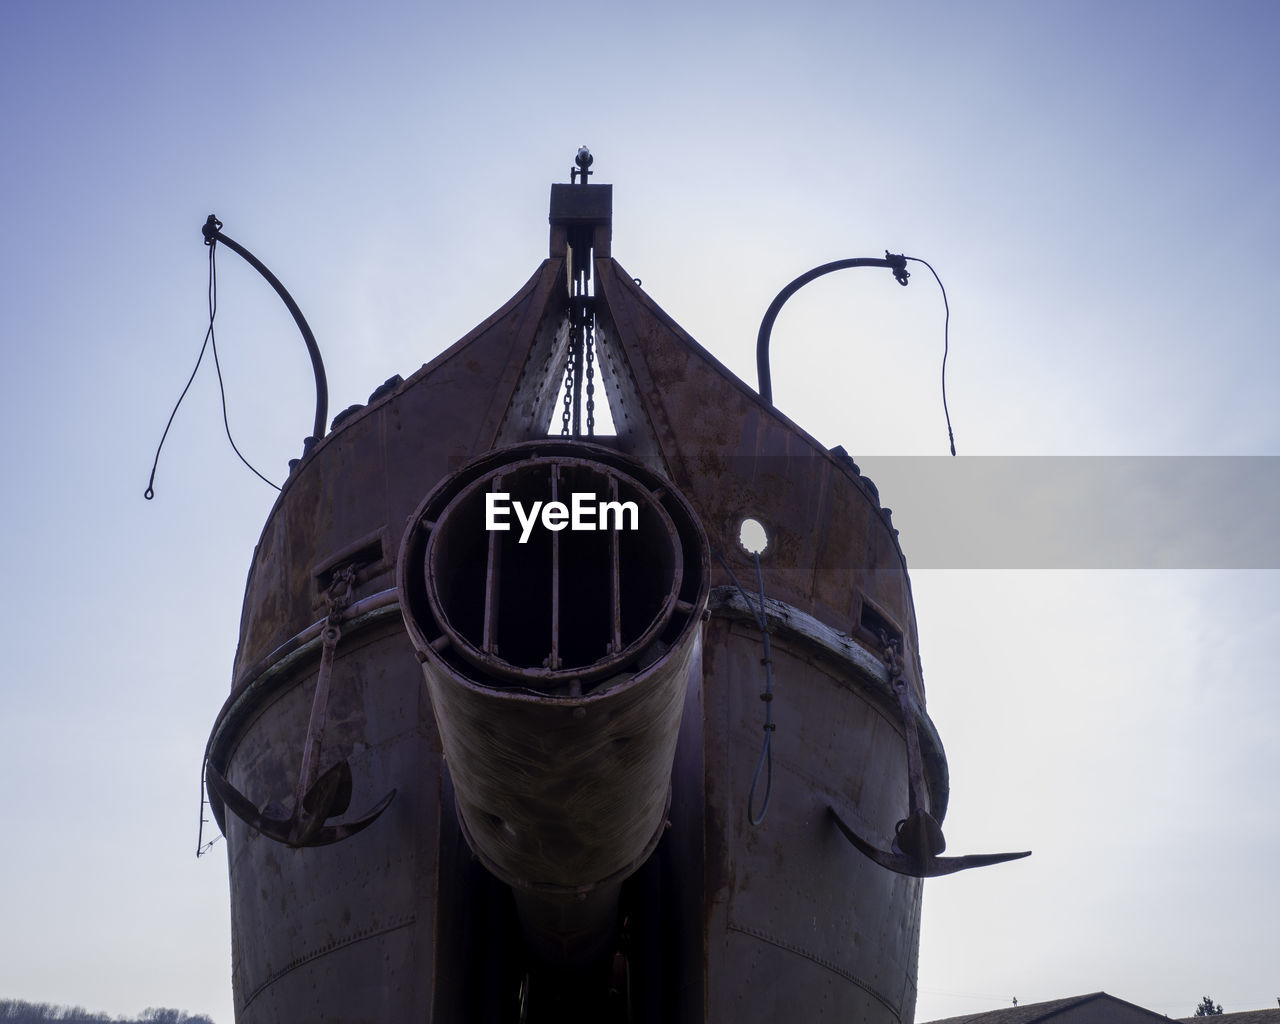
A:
[
  {"xmin": 203, "ymin": 257, "xmax": 576, "ymax": 1022},
  {"xmin": 201, "ymin": 161, "xmax": 1025, "ymax": 1023},
  {"xmin": 398, "ymin": 441, "xmax": 709, "ymax": 984},
  {"xmin": 207, "ymin": 566, "xmax": 395, "ymax": 847},
  {"xmin": 213, "ymin": 617, "xmax": 439, "ymax": 1022},
  {"xmin": 221, "ymin": 256, "xmax": 571, "ymax": 691},
  {"xmin": 698, "ymin": 610, "xmax": 927, "ymax": 1021},
  {"xmin": 589, "ymin": 258, "xmax": 924, "ymax": 675}
]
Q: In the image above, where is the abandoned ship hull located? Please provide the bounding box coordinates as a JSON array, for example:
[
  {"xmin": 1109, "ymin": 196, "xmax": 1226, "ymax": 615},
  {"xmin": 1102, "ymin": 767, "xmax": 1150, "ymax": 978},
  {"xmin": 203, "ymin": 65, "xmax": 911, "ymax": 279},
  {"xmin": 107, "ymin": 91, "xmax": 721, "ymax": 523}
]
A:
[{"xmin": 204, "ymin": 180, "xmax": 948, "ymax": 1023}]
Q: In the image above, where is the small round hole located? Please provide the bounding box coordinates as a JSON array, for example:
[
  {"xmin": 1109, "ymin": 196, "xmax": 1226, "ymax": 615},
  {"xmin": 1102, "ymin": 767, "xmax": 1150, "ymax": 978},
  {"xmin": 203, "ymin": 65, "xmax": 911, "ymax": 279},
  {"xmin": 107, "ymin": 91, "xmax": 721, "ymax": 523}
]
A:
[{"xmin": 738, "ymin": 518, "xmax": 769, "ymax": 555}]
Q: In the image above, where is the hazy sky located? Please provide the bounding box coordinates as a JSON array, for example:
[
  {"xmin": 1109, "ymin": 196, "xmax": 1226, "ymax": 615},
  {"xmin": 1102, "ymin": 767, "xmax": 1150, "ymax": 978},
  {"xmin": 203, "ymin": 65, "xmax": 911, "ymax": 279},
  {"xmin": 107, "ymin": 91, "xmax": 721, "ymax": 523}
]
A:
[{"xmin": 1, "ymin": 3, "xmax": 1277, "ymax": 1022}]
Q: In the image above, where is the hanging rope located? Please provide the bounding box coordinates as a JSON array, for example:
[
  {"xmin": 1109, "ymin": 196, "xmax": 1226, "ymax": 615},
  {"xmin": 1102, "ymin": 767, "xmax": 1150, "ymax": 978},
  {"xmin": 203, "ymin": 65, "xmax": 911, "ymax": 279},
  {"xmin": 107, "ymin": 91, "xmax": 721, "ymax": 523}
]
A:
[
  {"xmin": 904, "ymin": 255, "xmax": 956, "ymax": 456},
  {"xmin": 715, "ymin": 550, "xmax": 776, "ymax": 826},
  {"xmin": 144, "ymin": 231, "xmax": 281, "ymax": 499}
]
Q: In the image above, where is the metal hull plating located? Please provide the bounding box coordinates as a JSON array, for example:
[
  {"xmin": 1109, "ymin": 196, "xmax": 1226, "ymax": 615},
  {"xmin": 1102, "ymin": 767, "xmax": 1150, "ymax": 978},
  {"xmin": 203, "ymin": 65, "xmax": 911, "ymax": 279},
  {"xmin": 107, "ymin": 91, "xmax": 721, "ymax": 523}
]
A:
[{"xmin": 205, "ymin": 196, "xmax": 947, "ymax": 1022}]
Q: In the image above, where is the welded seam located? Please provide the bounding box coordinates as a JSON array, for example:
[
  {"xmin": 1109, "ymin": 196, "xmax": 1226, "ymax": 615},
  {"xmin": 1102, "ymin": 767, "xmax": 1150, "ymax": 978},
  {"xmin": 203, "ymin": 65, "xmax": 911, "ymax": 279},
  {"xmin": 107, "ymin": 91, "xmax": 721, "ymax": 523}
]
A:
[
  {"xmin": 726, "ymin": 921, "xmax": 902, "ymax": 1019},
  {"xmin": 240, "ymin": 913, "xmax": 416, "ymax": 1010}
]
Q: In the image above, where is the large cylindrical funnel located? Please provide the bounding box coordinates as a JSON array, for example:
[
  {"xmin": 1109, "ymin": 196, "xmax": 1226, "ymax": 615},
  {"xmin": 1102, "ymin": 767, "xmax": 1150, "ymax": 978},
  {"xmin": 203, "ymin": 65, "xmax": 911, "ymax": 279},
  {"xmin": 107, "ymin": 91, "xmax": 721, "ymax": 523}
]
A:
[{"xmin": 398, "ymin": 440, "xmax": 708, "ymax": 971}]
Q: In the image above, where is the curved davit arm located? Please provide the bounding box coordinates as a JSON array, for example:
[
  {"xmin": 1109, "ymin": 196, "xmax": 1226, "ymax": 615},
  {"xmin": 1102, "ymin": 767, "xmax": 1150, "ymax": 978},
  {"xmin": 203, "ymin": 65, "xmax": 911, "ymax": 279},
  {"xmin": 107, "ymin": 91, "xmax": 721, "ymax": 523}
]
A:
[
  {"xmin": 202, "ymin": 215, "xmax": 329, "ymax": 443},
  {"xmin": 756, "ymin": 254, "xmax": 909, "ymax": 405}
]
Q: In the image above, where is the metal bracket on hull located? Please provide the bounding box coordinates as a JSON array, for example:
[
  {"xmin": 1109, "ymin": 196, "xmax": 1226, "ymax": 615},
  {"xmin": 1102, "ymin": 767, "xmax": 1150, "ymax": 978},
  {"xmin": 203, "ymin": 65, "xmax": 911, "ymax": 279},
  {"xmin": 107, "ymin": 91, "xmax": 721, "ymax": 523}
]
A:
[
  {"xmin": 205, "ymin": 567, "xmax": 396, "ymax": 848},
  {"xmin": 831, "ymin": 635, "xmax": 1030, "ymax": 878}
]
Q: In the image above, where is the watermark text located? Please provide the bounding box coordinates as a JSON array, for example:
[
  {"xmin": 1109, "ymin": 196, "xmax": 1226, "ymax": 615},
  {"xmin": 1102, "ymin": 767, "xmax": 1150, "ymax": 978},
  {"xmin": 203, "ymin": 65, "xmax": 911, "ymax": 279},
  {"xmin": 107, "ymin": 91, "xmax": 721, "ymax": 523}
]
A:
[{"xmin": 486, "ymin": 491, "xmax": 639, "ymax": 543}]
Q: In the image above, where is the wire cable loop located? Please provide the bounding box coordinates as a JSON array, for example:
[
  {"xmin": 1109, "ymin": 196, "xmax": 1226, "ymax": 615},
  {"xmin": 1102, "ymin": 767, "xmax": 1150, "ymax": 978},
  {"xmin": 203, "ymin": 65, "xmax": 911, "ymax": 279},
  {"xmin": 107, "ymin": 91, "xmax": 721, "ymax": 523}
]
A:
[
  {"xmin": 903, "ymin": 255, "xmax": 956, "ymax": 456},
  {"xmin": 145, "ymin": 228, "xmax": 290, "ymax": 498}
]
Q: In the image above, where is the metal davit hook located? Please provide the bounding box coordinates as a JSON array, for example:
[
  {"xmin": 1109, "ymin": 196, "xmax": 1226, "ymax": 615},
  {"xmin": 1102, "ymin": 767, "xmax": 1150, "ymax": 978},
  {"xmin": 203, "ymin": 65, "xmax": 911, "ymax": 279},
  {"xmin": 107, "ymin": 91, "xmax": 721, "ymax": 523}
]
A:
[
  {"xmin": 830, "ymin": 635, "xmax": 1030, "ymax": 878},
  {"xmin": 886, "ymin": 250, "xmax": 910, "ymax": 286},
  {"xmin": 202, "ymin": 214, "xmax": 222, "ymax": 244}
]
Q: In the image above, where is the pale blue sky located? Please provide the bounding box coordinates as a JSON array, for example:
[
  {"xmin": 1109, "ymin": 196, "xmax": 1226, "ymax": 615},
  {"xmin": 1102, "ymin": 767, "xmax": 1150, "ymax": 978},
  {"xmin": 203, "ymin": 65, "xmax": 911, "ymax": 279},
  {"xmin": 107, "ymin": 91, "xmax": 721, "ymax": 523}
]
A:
[{"xmin": 1, "ymin": 3, "xmax": 1277, "ymax": 1021}]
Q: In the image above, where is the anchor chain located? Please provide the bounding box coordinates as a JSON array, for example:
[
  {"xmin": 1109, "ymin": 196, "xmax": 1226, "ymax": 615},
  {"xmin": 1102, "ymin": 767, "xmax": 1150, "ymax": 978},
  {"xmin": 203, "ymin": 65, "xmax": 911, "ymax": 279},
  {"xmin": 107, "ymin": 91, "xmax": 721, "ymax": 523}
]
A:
[
  {"xmin": 879, "ymin": 631, "xmax": 903, "ymax": 682},
  {"xmin": 559, "ymin": 148, "xmax": 599, "ymax": 438},
  {"xmin": 713, "ymin": 549, "xmax": 776, "ymax": 826},
  {"xmin": 746, "ymin": 550, "xmax": 776, "ymax": 826},
  {"xmin": 560, "ymin": 339, "xmax": 576, "ymax": 436},
  {"xmin": 584, "ymin": 306, "xmax": 596, "ymax": 436},
  {"xmin": 560, "ymin": 298, "xmax": 597, "ymax": 437}
]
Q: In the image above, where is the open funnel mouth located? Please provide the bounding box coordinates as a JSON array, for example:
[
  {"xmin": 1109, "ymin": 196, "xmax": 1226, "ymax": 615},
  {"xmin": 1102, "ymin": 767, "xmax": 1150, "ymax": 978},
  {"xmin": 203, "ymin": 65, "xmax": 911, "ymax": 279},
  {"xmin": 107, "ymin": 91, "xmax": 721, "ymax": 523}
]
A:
[{"xmin": 399, "ymin": 441, "xmax": 707, "ymax": 695}]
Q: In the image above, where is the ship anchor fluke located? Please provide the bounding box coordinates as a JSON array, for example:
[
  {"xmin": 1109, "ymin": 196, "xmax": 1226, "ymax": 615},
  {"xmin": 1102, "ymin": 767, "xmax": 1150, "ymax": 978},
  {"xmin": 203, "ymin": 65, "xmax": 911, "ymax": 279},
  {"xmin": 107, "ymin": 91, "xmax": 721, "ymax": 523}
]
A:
[
  {"xmin": 206, "ymin": 759, "xmax": 396, "ymax": 848},
  {"xmin": 830, "ymin": 636, "xmax": 1030, "ymax": 878},
  {"xmin": 829, "ymin": 806, "xmax": 1030, "ymax": 878},
  {"xmin": 204, "ymin": 567, "xmax": 396, "ymax": 849}
]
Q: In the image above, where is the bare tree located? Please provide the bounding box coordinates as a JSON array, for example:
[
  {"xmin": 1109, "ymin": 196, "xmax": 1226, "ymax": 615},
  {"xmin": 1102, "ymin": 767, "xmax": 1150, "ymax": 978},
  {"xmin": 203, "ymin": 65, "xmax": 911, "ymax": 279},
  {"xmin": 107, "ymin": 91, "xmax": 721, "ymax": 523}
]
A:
[{"xmin": 0, "ymin": 1001, "xmax": 214, "ymax": 1024}]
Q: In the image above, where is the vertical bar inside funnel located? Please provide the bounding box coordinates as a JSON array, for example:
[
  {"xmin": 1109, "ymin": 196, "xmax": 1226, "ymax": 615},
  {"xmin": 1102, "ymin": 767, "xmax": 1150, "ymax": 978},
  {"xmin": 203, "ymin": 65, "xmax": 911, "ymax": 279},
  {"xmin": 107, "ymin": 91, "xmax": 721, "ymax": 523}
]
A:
[
  {"xmin": 482, "ymin": 473, "xmax": 503, "ymax": 654},
  {"xmin": 549, "ymin": 463, "xmax": 561, "ymax": 670},
  {"xmin": 609, "ymin": 474, "xmax": 621, "ymax": 654}
]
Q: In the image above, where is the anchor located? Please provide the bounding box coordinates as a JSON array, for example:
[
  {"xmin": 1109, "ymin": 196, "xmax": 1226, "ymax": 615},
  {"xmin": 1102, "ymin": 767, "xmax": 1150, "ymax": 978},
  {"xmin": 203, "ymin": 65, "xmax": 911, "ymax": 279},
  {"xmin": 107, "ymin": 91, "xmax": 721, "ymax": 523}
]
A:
[
  {"xmin": 205, "ymin": 566, "xmax": 396, "ymax": 848},
  {"xmin": 830, "ymin": 634, "xmax": 1030, "ymax": 878}
]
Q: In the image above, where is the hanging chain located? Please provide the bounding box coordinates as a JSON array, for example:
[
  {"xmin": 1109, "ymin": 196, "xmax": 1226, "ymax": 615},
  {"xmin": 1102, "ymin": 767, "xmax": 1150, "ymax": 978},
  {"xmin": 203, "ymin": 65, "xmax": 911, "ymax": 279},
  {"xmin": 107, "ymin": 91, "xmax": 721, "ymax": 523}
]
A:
[
  {"xmin": 324, "ymin": 563, "xmax": 357, "ymax": 624},
  {"xmin": 561, "ymin": 297, "xmax": 595, "ymax": 437},
  {"xmin": 584, "ymin": 306, "xmax": 596, "ymax": 436},
  {"xmin": 560, "ymin": 149, "xmax": 597, "ymax": 439},
  {"xmin": 713, "ymin": 549, "xmax": 777, "ymax": 826},
  {"xmin": 560, "ymin": 338, "xmax": 576, "ymax": 436},
  {"xmin": 746, "ymin": 550, "xmax": 776, "ymax": 825},
  {"xmin": 879, "ymin": 629, "xmax": 904, "ymax": 684},
  {"xmin": 318, "ymin": 564, "xmax": 358, "ymax": 669}
]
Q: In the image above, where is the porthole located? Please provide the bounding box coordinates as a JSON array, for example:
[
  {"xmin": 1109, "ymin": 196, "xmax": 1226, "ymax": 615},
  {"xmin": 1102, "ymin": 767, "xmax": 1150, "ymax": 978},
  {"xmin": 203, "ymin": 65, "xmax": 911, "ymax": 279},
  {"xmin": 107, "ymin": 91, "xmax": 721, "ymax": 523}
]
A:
[{"xmin": 738, "ymin": 517, "xmax": 769, "ymax": 556}]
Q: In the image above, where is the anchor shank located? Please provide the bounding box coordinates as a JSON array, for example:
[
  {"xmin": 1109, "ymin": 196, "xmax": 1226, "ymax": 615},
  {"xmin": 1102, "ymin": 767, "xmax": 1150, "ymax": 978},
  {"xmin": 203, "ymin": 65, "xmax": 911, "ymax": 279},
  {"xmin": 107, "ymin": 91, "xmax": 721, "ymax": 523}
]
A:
[
  {"xmin": 830, "ymin": 639, "xmax": 1031, "ymax": 877},
  {"xmin": 895, "ymin": 677, "xmax": 930, "ymax": 821},
  {"xmin": 295, "ymin": 622, "xmax": 340, "ymax": 810}
]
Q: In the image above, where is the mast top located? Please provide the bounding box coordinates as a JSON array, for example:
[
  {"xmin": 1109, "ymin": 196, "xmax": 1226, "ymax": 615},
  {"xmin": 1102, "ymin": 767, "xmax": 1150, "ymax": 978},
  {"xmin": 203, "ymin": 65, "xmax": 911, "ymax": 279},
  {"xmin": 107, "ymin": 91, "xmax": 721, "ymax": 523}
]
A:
[{"xmin": 549, "ymin": 146, "xmax": 611, "ymax": 259}]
